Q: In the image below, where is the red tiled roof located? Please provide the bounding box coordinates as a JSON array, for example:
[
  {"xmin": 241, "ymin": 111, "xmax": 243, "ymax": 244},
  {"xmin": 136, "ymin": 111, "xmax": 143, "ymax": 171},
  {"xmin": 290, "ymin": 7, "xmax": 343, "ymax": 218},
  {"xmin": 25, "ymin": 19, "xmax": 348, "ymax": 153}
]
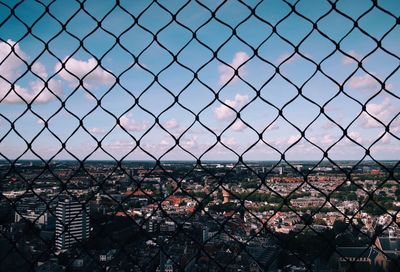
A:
[
  {"xmin": 123, "ymin": 189, "xmax": 154, "ymax": 196},
  {"xmin": 115, "ymin": 211, "xmax": 127, "ymax": 217}
]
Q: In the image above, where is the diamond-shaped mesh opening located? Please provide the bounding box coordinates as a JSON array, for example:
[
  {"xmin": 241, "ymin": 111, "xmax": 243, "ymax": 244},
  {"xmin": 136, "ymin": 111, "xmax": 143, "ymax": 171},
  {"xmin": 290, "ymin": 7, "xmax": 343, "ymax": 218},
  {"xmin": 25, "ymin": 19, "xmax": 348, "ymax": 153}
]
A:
[{"xmin": 0, "ymin": 0, "xmax": 400, "ymax": 271}]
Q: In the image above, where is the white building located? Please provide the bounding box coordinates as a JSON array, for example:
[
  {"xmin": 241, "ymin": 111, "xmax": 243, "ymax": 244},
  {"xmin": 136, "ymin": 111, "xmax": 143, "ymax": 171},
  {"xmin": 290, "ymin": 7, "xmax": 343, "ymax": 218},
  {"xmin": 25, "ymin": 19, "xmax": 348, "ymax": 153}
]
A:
[
  {"xmin": 15, "ymin": 210, "xmax": 49, "ymax": 226},
  {"xmin": 55, "ymin": 199, "xmax": 90, "ymax": 250}
]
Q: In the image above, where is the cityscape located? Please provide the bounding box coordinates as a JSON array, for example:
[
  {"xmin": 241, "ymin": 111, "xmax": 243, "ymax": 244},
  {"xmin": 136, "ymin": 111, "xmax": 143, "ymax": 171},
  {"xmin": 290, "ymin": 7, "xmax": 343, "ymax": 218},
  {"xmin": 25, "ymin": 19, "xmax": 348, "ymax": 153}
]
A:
[
  {"xmin": 0, "ymin": 0, "xmax": 400, "ymax": 271},
  {"xmin": 1, "ymin": 160, "xmax": 400, "ymax": 271}
]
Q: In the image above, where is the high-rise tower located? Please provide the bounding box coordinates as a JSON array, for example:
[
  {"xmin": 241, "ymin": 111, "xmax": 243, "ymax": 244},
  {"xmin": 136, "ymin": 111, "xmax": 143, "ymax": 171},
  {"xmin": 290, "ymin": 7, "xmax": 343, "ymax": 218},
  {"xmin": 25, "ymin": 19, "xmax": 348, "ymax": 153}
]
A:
[{"xmin": 55, "ymin": 198, "xmax": 90, "ymax": 250}]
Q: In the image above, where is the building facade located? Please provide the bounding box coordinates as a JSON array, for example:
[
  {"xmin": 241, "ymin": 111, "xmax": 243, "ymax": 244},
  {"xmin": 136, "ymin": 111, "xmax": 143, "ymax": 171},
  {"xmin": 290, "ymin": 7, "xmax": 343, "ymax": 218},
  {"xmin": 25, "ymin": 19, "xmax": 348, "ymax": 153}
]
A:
[{"xmin": 55, "ymin": 199, "xmax": 90, "ymax": 250}]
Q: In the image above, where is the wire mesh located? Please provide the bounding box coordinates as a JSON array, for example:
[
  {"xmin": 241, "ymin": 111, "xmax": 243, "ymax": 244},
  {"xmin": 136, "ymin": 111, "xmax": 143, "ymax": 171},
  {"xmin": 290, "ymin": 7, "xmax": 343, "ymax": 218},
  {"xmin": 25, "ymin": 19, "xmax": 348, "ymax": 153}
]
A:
[{"xmin": 0, "ymin": 0, "xmax": 400, "ymax": 271}]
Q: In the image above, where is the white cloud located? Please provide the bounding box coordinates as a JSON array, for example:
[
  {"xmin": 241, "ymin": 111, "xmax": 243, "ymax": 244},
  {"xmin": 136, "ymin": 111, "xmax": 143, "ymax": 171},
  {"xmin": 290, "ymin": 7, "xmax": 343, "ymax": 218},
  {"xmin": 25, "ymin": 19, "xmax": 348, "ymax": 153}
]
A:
[
  {"xmin": 320, "ymin": 134, "xmax": 335, "ymax": 145},
  {"xmin": 276, "ymin": 52, "xmax": 311, "ymax": 65},
  {"xmin": 222, "ymin": 137, "xmax": 237, "ymax": 147},
  {"xmin": 276, "ymin": 53, "xmax": 297, "ymax": 64},
  {"xmin": 119, "ymin": 115, "xmax": 149, "ymax": 131},
  {"xmin": 89, "ymin": 127, "xmax": 106, "ymax": 135},
  {"xmin": 218, "ymin": 51, "xmax": 249, "ymax": 85},
  {"xmin": 105, "ymin": 140, "xmax": 135, "ymax": 150},
  {"xmin": 0, "ymin": 39, "xmax": 28, "ymax": 81},
  {"xmin": 84, "ymin": 92, "xmax": 96, "ymax": 101},
  {"xmin": 379, "ymin": 133, "xmax": 391, "ymax": 144},
  {"xmin": 265, "ymin": 134, "xmax": 302, "ymax": 150},
  {"xmin": 360, "ymin": 97, "xmax": 398, "ymax": 128},
  {"xmin": 31, "ymin": 62, "xmax": 48, "ymax": 79},
  {"xmin": 287, "ymin": 135, "xmax": 301, "ymax": 145},
  {"xmin": 276, "ymin": 53, "xmax": 292, "ymax": 64},
  {"xmin": 0, "ymin": 40, "xmax": 62, "ymax": 104},
  {"xmin": 322, "ymin": 121, "xmax": 336, "ymax": 130},
  {"xmin": 348, "ymin": 131, "xmax": 363, "ymax": 144},
  {"xmin": 391, "ymin": 118, "xmax": 400, "ymax": 133},
  {"xmin": 266, "ymin": 123, "xmax": 279, "ymax": 131},
  {"xmin": 347, "ymin": 74, "xmax": 378, "ymax": 90},
  {"xmin": 369, "ymin": 143, "xmax": 400, "ymax": 156},
  {"xmin": 164, "ymin": 118, "xmax": 179, "ymax": 129},
  {"xmin": 0, "ymin": 78, "xmax": 63, "ymax": 104},
  {"xmin": 181, "ymin": 136, "xmax": 198, "ymax": 150},
  {"xmin": 308, "ymin": 133, "xmax": 338, "ymax": 148},
  {"xmin": 214, "ymin": 93, "xmax": 249, "ymax": 120},
  {"xmin": 159, "ymin": 139, "xmax": 171, "ymax": 146},
  {"xmin": 55, "ymin": 57, "xmax": 115, "ymax": 88},
  {"xmin": 232, "ymin": 120, "xmax": 247, "ymax": 131},
  {"xmin": 342, "ymin": 50, "xmax": 362, "ymax": 65}
]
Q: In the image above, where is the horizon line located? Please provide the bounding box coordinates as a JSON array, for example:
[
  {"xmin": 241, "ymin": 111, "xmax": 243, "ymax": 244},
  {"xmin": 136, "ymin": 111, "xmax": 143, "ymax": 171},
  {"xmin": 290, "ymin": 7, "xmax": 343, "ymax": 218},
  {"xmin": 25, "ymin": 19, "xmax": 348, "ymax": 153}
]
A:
[{"xmin": 1, "ymin": 159, "xmax": 398, "ymax": 163}]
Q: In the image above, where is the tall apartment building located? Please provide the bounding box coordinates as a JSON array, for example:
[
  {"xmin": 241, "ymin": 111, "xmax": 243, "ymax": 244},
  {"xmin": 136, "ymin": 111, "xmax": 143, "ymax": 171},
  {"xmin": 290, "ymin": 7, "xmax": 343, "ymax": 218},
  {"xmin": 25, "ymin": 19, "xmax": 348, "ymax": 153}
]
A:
[{"xmin": 55, "ymin": 198, "xmax": 90, "ymax": 250}]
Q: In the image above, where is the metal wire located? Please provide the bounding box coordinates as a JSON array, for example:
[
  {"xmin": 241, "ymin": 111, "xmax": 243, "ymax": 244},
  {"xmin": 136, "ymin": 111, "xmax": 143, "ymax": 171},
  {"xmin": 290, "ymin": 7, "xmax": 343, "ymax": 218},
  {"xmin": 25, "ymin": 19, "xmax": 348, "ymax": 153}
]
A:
[{"xmin": 0, "ymin": 0, "xmax": 399, "ymax": 271}]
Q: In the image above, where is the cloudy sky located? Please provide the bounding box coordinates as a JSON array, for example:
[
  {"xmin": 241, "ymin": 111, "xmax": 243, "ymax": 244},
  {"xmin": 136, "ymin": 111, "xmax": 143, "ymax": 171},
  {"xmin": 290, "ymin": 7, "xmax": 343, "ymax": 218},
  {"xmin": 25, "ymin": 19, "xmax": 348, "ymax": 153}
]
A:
[{"xmin": 0, "ymin": 0, "xmax": 399, "ymax": 162}]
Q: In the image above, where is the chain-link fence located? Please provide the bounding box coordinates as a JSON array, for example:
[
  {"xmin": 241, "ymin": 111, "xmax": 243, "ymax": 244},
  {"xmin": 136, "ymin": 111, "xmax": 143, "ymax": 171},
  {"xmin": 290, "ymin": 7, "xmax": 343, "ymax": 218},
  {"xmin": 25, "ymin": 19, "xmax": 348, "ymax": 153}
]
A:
[{"xmin": 0, "ymin": 0, "xmax": 400, "ymax": 271}]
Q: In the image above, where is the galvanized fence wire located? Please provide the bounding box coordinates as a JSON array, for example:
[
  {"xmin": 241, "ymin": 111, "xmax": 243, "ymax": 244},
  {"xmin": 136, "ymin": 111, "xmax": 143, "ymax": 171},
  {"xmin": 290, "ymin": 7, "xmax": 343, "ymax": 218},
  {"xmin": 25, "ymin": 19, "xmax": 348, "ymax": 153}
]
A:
[{"xmin": 0, "ymin": 0, "xmax": 399, "ymax": 271}]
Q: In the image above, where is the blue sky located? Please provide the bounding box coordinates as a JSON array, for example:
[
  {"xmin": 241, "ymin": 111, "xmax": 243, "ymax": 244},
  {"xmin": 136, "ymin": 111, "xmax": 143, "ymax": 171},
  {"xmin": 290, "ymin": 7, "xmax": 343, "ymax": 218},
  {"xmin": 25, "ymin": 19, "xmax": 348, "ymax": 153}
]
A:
[{"xmin": 0, "ymin": 0, "xmax": 399, "ymax": 161}]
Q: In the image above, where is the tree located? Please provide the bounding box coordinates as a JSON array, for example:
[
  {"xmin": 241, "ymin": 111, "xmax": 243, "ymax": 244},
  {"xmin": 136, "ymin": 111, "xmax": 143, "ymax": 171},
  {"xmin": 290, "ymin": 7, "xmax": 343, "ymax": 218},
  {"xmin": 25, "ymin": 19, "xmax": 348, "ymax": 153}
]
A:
[
  {"xmin": 301, "ymin": 213, "xmax": 313, "ymax": 225},
  {"xmin": 313, "ymin": 218, "xmax": 327, "ymax": 226},
  {"xmin": 395, "ymin": 188, "xmax": 400, "ymax": 200},
  {"xmin": 333, "ymin": 220, "xmax": 348, "ymax": 235},
  {"xmin": 166, "ymin": 184, "xmax": 174, "ymax": 195}
]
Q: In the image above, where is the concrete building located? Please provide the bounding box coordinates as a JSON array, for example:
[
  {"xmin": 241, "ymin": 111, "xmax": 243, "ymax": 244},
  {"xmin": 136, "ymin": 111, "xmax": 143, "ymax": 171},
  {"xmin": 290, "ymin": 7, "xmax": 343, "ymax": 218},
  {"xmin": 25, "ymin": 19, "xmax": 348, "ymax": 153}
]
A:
[
  {"xmin": 55, "ymin": 198, "xmax": 90, "ymax": 250},
  {"xmin": 222, "ymin": 188, "xmax": 230, "ymax": 204},
  {"xmin": 15, "ymin": 210, "xmax": 49, "ymax": 226}
]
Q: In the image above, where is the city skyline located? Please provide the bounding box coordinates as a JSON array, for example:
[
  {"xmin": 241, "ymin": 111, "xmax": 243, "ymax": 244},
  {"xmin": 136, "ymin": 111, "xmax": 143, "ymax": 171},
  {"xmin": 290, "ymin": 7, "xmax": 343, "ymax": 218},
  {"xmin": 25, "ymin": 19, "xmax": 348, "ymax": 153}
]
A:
[{"xmin": 2, "ymin": 159, "xmax": 400, "ymax": 271}]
